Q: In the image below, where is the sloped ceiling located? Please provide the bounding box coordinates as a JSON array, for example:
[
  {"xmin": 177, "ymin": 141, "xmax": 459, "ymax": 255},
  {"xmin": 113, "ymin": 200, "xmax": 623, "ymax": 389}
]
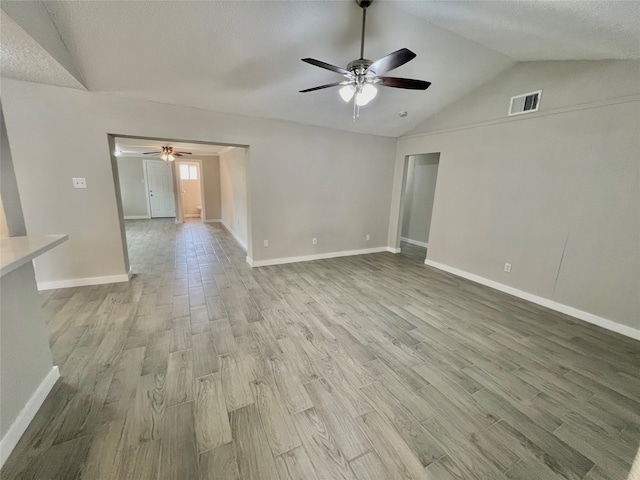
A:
[
  {"xmin": 0, "ymin": 10, "xmax": 84, "ymax": 90},
  {"xmin": 394, "ymin": 0, "xmax": 640, "ymax": 61},
  {"xmin": 2, "ymin": 1, "xmax": 637, "ymax": 137},
  {"xmin": 39, "ymin": 0, "xmax": 515, "ymax": 137}
]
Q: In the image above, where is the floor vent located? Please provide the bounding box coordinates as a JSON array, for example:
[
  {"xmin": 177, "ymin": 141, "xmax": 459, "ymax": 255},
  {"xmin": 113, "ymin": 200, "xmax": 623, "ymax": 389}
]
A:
[{"xmin": 509, "ymin": 90, "xmax": 541, "ymax": 116}]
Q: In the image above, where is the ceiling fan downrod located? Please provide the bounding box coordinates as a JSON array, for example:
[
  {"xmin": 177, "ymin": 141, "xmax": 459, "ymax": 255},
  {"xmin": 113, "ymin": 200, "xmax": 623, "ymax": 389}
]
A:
[{"xmin": 358, "ymin": 0, "xmax": 372, "ymax": 60}]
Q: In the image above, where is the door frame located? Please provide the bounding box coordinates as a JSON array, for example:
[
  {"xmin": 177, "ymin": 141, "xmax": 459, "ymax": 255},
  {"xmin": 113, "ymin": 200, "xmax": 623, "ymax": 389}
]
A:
[
  {"xmin": 143, "ymin": 158, "xmax": 178, "ymax": 219},
  {"xmin": 176, "ymin": 158, "xmax": 206, "ymax": 223},
  {"xmin": 395, "ymin": 153, "xmax": 441, "ymax": 260}
]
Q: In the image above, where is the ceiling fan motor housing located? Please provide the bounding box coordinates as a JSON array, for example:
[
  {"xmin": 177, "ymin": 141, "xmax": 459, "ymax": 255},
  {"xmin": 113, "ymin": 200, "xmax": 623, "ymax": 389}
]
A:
[
  {"xmin": 356, "ymin": 0, "xmax": 373, "ymax": 9},
  {"xmin": 347, "ymin": 59, "xmax": 373, "ymax": 74}
]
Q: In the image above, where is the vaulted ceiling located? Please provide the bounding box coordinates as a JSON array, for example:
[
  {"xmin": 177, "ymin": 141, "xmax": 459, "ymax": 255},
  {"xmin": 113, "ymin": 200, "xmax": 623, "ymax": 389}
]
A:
[{"xmin": 1, "ymin": 1, "xmax": 638, "ymax": 137}]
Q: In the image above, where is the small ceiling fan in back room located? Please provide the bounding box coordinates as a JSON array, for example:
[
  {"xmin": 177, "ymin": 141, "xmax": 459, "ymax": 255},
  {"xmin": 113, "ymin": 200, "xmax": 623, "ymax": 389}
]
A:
[
  {"xmin": 143, "ymin": 146, "xmax": 192, "ymax": 162},
  {"xmin": 299, "ymin": 0, "xmax": 431, "ymax": 118}
]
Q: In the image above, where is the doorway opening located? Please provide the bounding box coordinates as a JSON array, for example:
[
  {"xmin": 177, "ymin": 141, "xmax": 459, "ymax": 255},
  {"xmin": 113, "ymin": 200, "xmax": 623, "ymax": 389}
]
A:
[
  {"xmin": 177, "ymin": 160, "xmax": 204, "ymax": 221},
  {"xmin": 108, "ymin": 134, "xmax": 250, "ymax": 275},
  {"xmin": 398, "ymin": 153, "xmax": 440, "ymax": 264}
]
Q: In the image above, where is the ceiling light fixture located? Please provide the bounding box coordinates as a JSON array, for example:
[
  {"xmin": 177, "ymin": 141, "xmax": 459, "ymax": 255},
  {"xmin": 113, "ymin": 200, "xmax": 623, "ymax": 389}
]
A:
[
  {"xmin": 355, "ymin": 83, "xmax": 378, "ymax": 106},
  {"xmin": 339, "ymin": 85, "xmax": 356, "ymax": 102},
  {"xmin": 299, "ymin": 0, "xmax": 431, "ymax": 119},
  {"xmin": 145, "ymin": 146, "xmax": 186, "ymax": 162}
]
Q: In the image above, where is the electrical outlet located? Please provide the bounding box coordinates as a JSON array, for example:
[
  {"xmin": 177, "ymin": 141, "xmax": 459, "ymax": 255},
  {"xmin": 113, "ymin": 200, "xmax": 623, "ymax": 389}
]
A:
[
  {"xmin": 72, "ymin": 177, "xmax": 87, "ymax": 189},
  {"xmin": 366, "ymin": 234, "xmax": 371, "ymax": 241},
  {"xmin": 263, "ymin": 240, "xmax": 269, "ymax": 247},
  {"xmin": 504, "ymin": 263, "xmax": 512, "ymax": 273},
  {"xmin": 312, "ymin": 237, "xmax": 317, "ymax": 245}
]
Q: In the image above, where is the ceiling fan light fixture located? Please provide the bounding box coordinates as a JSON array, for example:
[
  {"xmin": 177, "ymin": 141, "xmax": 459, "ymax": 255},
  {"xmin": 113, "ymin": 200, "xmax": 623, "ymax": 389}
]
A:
[
  {"xmin": 339, "ymin": 85, "xmax": 356, "ymax": 102},
  {"xmin": 356, "ymin": 83, "xmax": 377, "ymax": 106}
]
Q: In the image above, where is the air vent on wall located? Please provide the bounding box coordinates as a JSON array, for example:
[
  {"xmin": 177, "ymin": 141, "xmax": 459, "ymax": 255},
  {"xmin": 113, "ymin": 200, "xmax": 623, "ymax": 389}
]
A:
[{"xmin": 509, "ymin": 90, "xmax": 541, "ymax": 116}]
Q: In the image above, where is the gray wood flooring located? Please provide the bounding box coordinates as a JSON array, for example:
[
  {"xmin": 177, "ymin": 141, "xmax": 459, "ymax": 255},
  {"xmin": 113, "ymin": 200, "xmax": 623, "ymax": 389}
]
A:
[
  {"xmin": 2, "ymin": 219, "xmax": 639, "ymax": 480},
  {"xmin": 399, "ymin": 241, "xmax": 427, "ymax": 264}
]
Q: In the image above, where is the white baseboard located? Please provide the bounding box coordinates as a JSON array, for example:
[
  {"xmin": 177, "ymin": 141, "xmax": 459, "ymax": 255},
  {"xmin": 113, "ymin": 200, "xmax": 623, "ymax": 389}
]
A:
[
  {"xmin": 124, "ymin": 215, "xmax": 149, "ymax": 220},
  {"xmin": 424, "ymin": 259, "xmax": 640, "ymax": 341},
  {"xmin": 249, "ymin": 246, "xmax": 391, "ymax": 268},
  {"xmin": 0, "ymin": 366, "xmax": 60, "ymax": 468},
  {"xmin": 386, "ymin": 247, "xmax": 401, "ymax": 254},
  {"xmin": 204, "ymin": 219, "xmax": 222, "ymax": 223},
  {"xmin": 184, "ymin": 214, "xmax": 201, "ymax": 218},
  {"xmin": 400, "ymin": 237, "xmax": 428, "ymax": 248},
  {"xmin": 218, "ymin": 220, "xmax": 247, "ymax": 252},
  {"xmin": 37, "ymin": 273, "xmax": 130, "ymax": 291}
]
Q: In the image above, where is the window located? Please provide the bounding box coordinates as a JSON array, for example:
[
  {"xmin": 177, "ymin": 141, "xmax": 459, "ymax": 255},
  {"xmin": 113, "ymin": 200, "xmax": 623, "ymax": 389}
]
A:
[{"xmin": 180, "ymin": 164, "xmax": 198, "ymax": 180}]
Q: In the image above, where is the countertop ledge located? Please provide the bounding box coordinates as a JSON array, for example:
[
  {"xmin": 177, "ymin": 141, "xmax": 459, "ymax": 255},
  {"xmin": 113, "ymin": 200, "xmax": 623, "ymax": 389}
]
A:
[{"xmin": 1, "ymin": 235, "xmax": 68, "ymax": 277}]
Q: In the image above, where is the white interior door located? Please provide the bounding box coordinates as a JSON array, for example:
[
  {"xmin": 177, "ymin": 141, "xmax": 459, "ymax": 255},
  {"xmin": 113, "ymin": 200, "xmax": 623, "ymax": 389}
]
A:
[{"xmin": 145, "ymin": 161, "xmax": 176, "ymax": 218}]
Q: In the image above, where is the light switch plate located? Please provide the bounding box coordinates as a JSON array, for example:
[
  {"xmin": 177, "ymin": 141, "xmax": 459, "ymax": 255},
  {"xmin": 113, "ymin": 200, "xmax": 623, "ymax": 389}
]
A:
[{"xmin": 72, "ymin": 177, "xmax": 87, "ymax": 189}]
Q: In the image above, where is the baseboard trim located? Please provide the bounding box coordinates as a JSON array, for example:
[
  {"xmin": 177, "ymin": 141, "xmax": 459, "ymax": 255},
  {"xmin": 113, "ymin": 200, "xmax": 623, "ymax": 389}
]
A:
[
  {"xmin": 204, "ymin": 219, "xmax": 222, "ymax": 223},
  {"xmin": 184, "ymin": 214, "xmax": 201, "ymax": 218},
  {"xmin": 386, "ymin": 247, "xmax": 401, "ymax": 254},
  {"xmin": 37, "ymin": 273, "xmax": 130, "ymax": 291},
  {"xmin": 123, "ymin": 215, "xmax": 149, "ymax": 220},
  {"xmin": 0, "ymin": 366, "xmax": 60, "ymax": 468},
  {"xmin": 250, "ymin": 246, "xmax": 391, "ymax": 267},
  {"xmin": 400, "ymin": 237, "xmax": 428, "ymax": 248},
  {"xmin": 218, "ymin": 220, "xmax": 247, "ymax": 252},
  {"xmin": 424, "ymin": 259, "xmax": 640, "ymax": 341}
]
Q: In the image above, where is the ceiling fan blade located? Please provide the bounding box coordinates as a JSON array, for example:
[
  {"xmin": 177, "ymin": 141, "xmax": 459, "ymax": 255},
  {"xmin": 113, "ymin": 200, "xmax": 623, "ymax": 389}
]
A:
[
  {"xmin": 377, "ymin": 76, "xmax": 431, "ymax": 90},
  {"xmin": 299, "ymin": 82, "xmax": 343, "ymax": 93},
  {"xmin": 174, "ymin": 151, "xmax": 192, "ymax": 155},
  {"xmin": 143, "ymin": 152, "xmax": 160, "ymax": 155},
  {"xmin": 301, "ymin": 58, "xmax": 351, "ymax": 77},
  {"xmin": 366, "ymin": 48, "xmax": 416, "ymax": 75}
]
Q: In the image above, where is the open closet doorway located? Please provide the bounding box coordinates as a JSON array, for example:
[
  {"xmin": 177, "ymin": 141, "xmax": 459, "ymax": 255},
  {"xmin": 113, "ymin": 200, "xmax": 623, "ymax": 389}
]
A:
[
  {"xmin": 177, "ymin": 160, "xmax": 204, "ymax": 221},
  {"xmin": 399, "ymin": 153, "xmax": 440, "ymax": 264}
]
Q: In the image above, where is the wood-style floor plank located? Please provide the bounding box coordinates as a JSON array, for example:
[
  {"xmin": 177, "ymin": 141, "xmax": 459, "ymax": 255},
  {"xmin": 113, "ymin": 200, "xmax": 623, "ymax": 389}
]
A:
[
  {"xmin": 194, "ymin": 373, "xmax": 232, "ymax": 452},
  {"xmin": 160, "ymin": 402, "xmax": 199, "ymax": 480},
  {"xmin": 2, "ymin": 218, "xmax": 638, "ymax": 480}
]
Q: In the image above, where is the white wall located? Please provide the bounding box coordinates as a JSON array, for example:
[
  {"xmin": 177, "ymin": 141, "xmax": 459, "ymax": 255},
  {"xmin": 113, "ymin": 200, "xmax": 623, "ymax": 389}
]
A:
[
  {"xmin": 1, "ymin": 263, "xmax": 55, "ymax": 443},
  {"xmin": 401, "ymin": 153, "xmax": 439, "ymax": 245},
  {"xmin": 201, "ymin": 156, "xmax": 221, "ymax": 221},
  {"xmin": 116, "ymin": 157, "xmax": 148, "ymax": 218},
  {"xmin": 0, "ymin": 104, "xmax": 26, "ymax": 237},
  {"xmin": 389, "ymin": 60, "xmax": 640, "ymax": 333},
  {"xmin": 1, "ymin": 79, "xmax": 397, "ymax": 285},
  {"xmin": 219, "ymin": 148, "xmax": 248, "ymax": 250}
]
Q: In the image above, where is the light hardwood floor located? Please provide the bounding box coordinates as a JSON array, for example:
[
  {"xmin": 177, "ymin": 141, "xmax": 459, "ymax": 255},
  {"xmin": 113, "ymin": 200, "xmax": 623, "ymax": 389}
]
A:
[{"xmin": 2, "ymin": 219, "xmax": 639, "ymax": 479}]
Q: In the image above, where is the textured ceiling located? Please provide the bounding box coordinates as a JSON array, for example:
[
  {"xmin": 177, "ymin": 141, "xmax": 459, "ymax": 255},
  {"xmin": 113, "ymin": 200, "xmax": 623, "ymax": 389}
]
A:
[
  {"xmin": 115, "ymin": 137, "xmax": 232, "ymax": 157},
  {"xmin": 3, "ymin": 1, "xmax": 637, "ymax": 137},
  {"xmin": 0, "ymin": 10, "xmax": 84, "ymax": 89},
  {"xmin": 394, "ymin": 1, "xmax": 640, "ymax": 61},
  {"xmin": 41, "ymin": 1, "xmax": 514, "ymax": 137}
]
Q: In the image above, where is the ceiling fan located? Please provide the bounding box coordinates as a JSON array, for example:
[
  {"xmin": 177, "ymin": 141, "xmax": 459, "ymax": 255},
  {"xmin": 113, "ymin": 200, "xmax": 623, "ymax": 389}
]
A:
[
  {"xmin": 299, "ymin": 0, "xmax": 431, "ymax": 116},
  {"xmin": 142, "ymin": 146, "xmax": 192, "ymax": 162}
]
